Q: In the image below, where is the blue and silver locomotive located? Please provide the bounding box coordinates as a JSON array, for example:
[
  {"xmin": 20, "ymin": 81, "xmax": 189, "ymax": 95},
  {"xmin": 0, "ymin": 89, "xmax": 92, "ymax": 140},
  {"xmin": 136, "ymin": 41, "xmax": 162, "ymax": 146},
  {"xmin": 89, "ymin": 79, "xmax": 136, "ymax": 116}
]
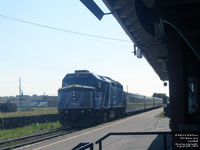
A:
[
  {"xmin": 58, "ymin": 70, "xmax": 125, "ymax": 126},
  {"xmin": 58, "ymin": 70, "xmax": 163, "ymax": 127}
]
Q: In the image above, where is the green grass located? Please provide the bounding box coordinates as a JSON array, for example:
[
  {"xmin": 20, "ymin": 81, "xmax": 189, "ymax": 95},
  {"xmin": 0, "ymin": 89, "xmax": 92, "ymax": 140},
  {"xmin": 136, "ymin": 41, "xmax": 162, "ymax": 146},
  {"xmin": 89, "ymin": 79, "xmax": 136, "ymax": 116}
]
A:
[
  {"xmin": 0, "ymin": 121, "xmax": 61, "ymax": 141},
  {"xmin": 0, "ymin": 107, "xmax": 58, "ymax": 118},
  {"xmin": 156, "ymin": 112, "xmax": 168, "ymax": 118}
]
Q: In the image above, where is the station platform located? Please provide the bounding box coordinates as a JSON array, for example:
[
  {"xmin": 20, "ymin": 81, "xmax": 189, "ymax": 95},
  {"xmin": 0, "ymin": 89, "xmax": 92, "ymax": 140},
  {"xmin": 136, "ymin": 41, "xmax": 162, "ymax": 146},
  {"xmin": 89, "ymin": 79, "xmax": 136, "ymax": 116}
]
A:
[
  {"xmin": 17, "ymin": 108, "xmax": 171, "ymax": 150},
  {"xmin": 94, "ymin": 108, "xmax": 171, "ymax": 150}
]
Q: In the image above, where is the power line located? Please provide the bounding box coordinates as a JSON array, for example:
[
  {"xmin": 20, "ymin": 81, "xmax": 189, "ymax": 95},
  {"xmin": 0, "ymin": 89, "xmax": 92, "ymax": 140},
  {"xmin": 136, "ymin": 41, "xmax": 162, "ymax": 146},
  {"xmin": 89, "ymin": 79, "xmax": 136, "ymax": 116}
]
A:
[{"xmin": 0, "ymin": 14, "xmax": 132, "ymax": 43}]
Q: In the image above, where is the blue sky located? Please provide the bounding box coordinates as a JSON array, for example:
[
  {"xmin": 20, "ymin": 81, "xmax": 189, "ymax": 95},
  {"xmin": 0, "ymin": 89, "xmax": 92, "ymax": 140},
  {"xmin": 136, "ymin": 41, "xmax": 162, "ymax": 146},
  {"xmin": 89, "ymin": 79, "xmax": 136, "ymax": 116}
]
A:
[{"xmin": 0, "ymin": 0, "xmax": 168, "ymax": 97}]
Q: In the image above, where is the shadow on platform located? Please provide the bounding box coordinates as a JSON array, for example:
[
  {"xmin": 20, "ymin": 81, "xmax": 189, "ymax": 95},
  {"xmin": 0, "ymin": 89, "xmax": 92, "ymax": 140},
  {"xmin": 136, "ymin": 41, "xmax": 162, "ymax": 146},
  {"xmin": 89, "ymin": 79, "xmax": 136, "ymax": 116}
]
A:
[{"xmin": 147, "ymin": 135, "xmax": 172, "ymax": 150}]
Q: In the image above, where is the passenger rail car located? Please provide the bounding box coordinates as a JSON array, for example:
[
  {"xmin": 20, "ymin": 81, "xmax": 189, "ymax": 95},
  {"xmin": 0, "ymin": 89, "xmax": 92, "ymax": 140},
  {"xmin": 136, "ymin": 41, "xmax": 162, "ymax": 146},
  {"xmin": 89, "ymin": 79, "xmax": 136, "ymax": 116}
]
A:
[
  {"xmin": 125, "ymin": 93, "xmax": 163, "ymax": 113},
  {"xmin": 58, "ymin": 70, "xmax": 162, "ymax": 127}
]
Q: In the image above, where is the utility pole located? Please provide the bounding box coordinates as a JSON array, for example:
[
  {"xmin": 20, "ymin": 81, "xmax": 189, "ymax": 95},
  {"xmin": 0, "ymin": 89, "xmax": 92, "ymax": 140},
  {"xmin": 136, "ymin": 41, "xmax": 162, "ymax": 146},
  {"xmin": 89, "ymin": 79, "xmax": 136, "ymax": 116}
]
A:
[{"xmin": 19, "ymin": 77, "xmax": 21, "ymax": 108}]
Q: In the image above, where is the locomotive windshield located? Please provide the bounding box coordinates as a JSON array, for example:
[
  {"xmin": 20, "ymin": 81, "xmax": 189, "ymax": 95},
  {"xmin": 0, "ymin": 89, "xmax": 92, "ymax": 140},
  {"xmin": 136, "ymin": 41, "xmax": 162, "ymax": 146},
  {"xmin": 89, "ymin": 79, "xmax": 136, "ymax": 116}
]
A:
[{"xmin": 62, "ymin": 73, "xmax": 95, "ymax": 87}]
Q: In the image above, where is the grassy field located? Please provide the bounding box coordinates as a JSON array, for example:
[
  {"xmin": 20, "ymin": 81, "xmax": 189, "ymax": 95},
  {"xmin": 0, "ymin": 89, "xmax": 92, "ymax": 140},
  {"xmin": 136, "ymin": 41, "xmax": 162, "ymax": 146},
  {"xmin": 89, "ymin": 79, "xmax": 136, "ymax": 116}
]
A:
[
  {"xmin": 0, "ymin": 107, "xmax": 58, "ymax": 118},
  {"xmin": 0, "ymin": 121, "xmax": 61, "ymax": 141}
]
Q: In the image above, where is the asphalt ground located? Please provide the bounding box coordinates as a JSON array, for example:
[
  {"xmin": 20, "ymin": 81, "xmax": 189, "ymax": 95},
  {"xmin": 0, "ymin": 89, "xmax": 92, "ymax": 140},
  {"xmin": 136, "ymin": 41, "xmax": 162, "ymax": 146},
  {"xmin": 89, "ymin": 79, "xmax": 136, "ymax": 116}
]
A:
[{"xmin": 17, "ymin": 108, "xmax": 171, "ymax": 150}]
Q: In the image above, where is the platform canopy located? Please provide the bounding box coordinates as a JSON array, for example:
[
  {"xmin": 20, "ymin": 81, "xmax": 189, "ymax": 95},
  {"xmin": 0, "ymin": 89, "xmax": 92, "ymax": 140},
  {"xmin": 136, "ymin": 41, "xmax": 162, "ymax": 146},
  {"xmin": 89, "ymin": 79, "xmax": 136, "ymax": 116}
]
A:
[{"xmin": 101, "ymin": 0, "xmax": 200, "ymax": 81}]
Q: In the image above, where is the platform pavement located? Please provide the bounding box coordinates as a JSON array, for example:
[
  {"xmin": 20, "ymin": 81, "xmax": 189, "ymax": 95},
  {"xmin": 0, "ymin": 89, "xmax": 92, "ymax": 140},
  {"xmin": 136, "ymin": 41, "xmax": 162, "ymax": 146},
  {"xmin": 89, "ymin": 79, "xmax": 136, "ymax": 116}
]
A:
[
  {"xmin": 17, "ymin": 108, "xmax": 171, "ymax": 150},
  {"xmin": 98, "ymin": 109, "xmax": 171, "ymax": 150}
]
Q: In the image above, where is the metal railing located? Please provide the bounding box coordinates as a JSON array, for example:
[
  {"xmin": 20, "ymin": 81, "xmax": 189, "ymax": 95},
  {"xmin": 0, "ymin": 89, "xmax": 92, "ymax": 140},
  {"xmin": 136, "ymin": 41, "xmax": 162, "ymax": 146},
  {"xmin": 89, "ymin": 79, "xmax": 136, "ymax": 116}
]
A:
[
  {"xmin": 72, "ymin": 142, "xmax": 94, "ymax": 150},
  {"xmin": 95, "ymin": 131, "xmax": 172, "ymax": 150},
  {"xmin": 72, "ymin": 131, "xmax": 200, "ymax": 150}
]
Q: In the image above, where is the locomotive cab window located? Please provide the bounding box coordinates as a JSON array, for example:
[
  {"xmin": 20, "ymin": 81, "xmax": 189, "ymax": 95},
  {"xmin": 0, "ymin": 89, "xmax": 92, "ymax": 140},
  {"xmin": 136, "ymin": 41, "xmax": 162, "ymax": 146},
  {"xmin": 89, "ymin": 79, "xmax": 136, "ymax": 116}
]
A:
[{"xmin": 98, "ymin": 82, "xmax": 101, "ymax": 88}]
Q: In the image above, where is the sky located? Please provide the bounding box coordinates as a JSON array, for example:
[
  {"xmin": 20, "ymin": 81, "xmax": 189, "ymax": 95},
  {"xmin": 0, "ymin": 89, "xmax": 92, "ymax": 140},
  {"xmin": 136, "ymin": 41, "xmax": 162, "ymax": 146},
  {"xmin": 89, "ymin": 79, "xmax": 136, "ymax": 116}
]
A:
[{"xmin": 0, "ymin": 0, "xmax": 169, "ymax": 97}]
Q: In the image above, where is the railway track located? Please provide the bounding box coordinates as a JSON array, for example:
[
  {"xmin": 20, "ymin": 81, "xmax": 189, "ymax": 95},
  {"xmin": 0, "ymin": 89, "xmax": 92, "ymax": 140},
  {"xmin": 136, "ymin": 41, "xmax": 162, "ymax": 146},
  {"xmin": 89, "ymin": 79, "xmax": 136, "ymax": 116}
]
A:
[{"xmin": 0, "ymin": 126, "xmax": 77, "ymax": 150}]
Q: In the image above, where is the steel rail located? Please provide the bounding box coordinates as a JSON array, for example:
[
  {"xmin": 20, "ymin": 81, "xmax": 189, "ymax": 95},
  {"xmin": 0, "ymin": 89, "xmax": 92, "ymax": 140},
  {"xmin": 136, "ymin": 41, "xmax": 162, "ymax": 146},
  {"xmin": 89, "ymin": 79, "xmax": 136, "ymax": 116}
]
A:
[
  {"xmin": 0, "ymin": 127, "xmax": 70, "ymax": 145},
  {"xmin": 0, "ymin": 127, "xmax": 73, "ymax": 150}
]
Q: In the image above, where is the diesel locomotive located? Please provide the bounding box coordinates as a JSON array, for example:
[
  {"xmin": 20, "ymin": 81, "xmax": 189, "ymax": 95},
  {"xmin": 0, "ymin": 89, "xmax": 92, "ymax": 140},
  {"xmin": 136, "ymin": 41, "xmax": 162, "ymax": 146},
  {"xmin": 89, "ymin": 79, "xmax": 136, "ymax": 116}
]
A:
[{"xmin": 58, "ymin": 70, "xmax": 162, "ymax": 127}]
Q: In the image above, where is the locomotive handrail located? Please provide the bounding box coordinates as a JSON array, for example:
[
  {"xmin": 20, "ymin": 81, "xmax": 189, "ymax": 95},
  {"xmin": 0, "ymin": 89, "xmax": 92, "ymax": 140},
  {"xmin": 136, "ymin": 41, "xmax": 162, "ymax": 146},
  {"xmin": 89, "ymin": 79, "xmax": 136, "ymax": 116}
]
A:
[{"xmin": 95, "ymin": 131, "xmax": 172, "ymax": 150}]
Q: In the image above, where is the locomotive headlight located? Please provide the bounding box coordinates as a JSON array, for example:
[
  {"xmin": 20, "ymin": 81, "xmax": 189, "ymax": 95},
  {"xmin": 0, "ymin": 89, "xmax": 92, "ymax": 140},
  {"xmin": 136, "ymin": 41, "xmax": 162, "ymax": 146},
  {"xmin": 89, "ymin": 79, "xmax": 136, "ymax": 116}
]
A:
[
  {"xmin": 81, "ymin": 110, "xmax": 85, "ymax": 113},
  {"xmin": 72, "ymin": 91, "xmax": 76, "ymax": 101},
  {"xmin": 65, "ymin": 110, "xmax": 68, "ymax": 114}
]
